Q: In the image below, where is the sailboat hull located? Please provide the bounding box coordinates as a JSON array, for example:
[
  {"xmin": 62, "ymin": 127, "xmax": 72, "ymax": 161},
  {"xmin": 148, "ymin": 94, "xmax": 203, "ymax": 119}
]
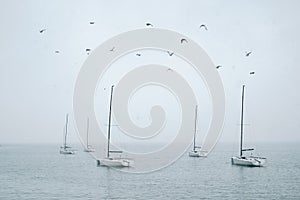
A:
[
  {"xmin": 231, "ymin": 156, "xmax": 266, "ymax": 167},
  {"xmin": 97, "ymin": 158, "xmax": 132, "ymax": 167},
  {"xmin": 84, "ymin": 148, "xmax": 95, "ymax": 152},
  {"xmin": 189, "ymin": 150, "xmax": 201, "ymax": 157},
  {"xmin": 60, "ymin": 148, "xmax": 75, "ymax": 155}
]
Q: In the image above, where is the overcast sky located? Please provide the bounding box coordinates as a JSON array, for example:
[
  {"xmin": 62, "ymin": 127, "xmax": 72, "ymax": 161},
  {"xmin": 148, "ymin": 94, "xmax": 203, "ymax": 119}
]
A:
[{"xmin": 0, "ymin": 0, "xmax": 299, "ymax": 145}]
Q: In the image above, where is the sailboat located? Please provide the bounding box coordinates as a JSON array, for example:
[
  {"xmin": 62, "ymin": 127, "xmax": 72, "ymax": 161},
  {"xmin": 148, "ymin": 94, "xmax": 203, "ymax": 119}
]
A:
[
  {"xmin": 231, "ymin": 85, "xmax": 266, "ymax": 167},
  {"xmin": 189, "ymin": 105, "xmax": 201, "ymax": 157},
  {"xmin": 60, "ymin": 114, "xmax": 75, "ymax": 155},
  {"xmin": 84, "ymin": 117, "xmax": 95, "ymax": 152},
  {"xmin": 97, "ymin": 85, "xmax": 132, "ymax": 167}
]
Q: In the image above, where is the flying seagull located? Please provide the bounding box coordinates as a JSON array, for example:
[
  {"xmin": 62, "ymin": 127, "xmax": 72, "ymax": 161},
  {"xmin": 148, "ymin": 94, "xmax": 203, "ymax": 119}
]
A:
[
  {"xmin": 39, "ymin": 29, "xmax": 46, "ymax": 33},
  {"xmin": 110, "ymin": 47, "xmax": 115, "ymax": 51},
  {"xmin": 85, "ymin": 49, "xmax": 91, "ymax": 55},
  {"xmin": 216, "ymin": 65, "xmax": 222, "ymax": 69},
  {"xmin": 146, "ymin": 22, "xmax": 153, "ymax": 27},
  {"xmin": 181, "ymin": 38, "xmax": 188, "ymax": 44},
  {"xmin": 245, "ymin": 51, "xmax": 252, "ymax": 57},
  {"xmin": 250, "ymin": 71, "xmax": 255, "ymax": 75},
  {"xmin": 136, "ymin": 53, "xmax": 141, "ymax": 56},
  {"xmin": 167, "ymin": 51, "xmax": 174, "ymax": 56},
  {"xmin": 167, "ymin": 67, "xmax": 173, "ymax": 72},
  {"xmin": 199, "ymin": 24, "xmax": 208, "ymax": 31}
]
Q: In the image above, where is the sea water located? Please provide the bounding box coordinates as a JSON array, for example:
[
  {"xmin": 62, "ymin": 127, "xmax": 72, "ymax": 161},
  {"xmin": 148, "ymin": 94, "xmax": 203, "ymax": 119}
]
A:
[{"xmin": 0, "ymin": 143, "xmax": 299, "ymax": 199}]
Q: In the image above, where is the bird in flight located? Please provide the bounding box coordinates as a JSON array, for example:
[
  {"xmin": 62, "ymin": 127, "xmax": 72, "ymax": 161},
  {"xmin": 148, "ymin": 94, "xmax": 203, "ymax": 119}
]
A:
[
  {"xmin": 167, "ymin": 51, "xmax": 174, "ymax": 56},
  {"xmin": 146, "ymin": 22, "xmax": 153, "ymax": 27},
  {"xmin": 136, "ymin": 53, "xmax": 141, "ymax": 56},
  {"xmin": 216, "ymin": 65, "xmax": 222, "ymax": 69},
  {"xmin": 167, "ymin": 67, "xmax": 173, "ymax": 72},
  {"xmin": 55, "ymin": 50, "xmax": 60, "ymax": 54},
  {"xmin": 85, "ymin": 49, "xmax": 91, "ymax": 55},
  {"xmin": 245, "ymin": 51, "xmax": 252, "ymax": 57},
  {"xmin": 181, "ymin": 38, "xmax": 188, "ymax": 44},
  {"xmin": 110, "ymin": 47, "xmax": 115, "ymax": 52},
  {"xmin": 39, "ymin": 29, "xmax": 46, "ymax": 33},
  {"xmin": 199, "ymin": 24, "xmax": 208, "ymax": 31},
  {"xmin": 249, "ymin": 71, "xmax": 255, "ymax": 75},
  {"xmin": 89, "ymin": 21, "xmax": 95, "ymax": 25}
]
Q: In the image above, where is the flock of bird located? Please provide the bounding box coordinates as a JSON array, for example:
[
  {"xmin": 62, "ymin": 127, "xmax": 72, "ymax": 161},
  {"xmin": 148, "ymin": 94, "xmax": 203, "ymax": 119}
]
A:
[{"xmin": 39, "ymin": 22, "xmax": 255, "ymax": 75}]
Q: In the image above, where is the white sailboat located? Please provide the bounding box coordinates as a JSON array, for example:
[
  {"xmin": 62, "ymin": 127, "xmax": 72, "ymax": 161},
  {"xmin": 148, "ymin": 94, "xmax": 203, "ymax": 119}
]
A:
[
  {"xmin": 84, "ymin": 117, "xmax": 95, "ymax": 152},
  {"xmin": 231, "ymin": 85, "xmax": 267, "ymax": 167},
  {"xmin": 189, "ymin": 105, "xmax": 201, "ymax": 157},
  {"xmin": 97, "ymin": 85, "xmax": 133, "ymax": 167},
  {"xmin": 60, "ymin": 114, "xmax": 75, "ymax": 155}
]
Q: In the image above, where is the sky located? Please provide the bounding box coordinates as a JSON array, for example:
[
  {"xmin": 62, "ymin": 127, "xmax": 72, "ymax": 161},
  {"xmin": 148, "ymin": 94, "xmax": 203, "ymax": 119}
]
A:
[{"xmin": 0, "ymin": 0, "xmax": 300, "ymax": 145}]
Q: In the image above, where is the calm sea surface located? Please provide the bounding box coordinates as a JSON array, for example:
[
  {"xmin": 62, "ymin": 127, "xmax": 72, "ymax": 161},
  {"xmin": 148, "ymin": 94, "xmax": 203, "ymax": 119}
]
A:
[{"xmin": 0, "ymin": 143, "xmax": 299, "ymax": 199}]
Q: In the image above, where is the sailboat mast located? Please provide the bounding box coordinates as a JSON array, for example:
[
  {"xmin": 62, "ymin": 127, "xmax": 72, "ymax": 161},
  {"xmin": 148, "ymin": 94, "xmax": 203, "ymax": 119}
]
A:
[
  {"xmin": 107, "ymin": 85, "xmax": 114, "ymax": 158},
  {"xmin": 193, "ymin": 105, "xmax": 198, "ymax": 151},
  {"xmin": 64, "ymin": 114, "xmax": 69, "ymax": 149},
  {"xmin": 86, "ymin": 117, "xmax": 89, "ymax": 148},
  {"xmin": 240, "ymin": 85, "xmax": 245, "ymax": 157}
]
